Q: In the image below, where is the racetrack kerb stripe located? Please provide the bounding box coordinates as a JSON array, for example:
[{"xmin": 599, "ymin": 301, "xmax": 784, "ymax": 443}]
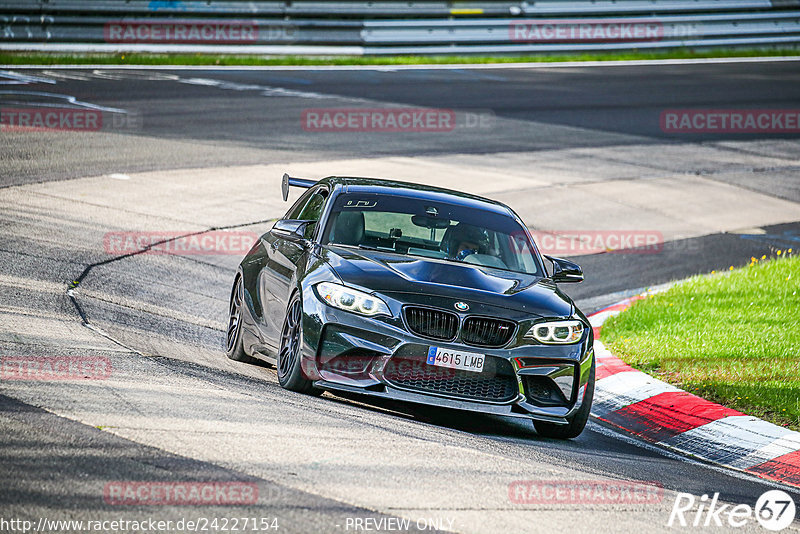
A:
[
  {"xmin": 600, "ymin": 391, "xmax": 743, "ymax": 443},
  {"xmin": 588, "ymin": 293, "xmax": 800, "ymax": 489},
  {"xmin": 747, "ymin": 449, "xmax": 800, "ymax": 487},
  {"xmin": 595, "ymin": 356, "xmax": 635, "ymax": 381}
]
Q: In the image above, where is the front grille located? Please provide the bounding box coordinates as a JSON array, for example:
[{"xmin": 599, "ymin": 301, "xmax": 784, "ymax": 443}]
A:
[
  {"xmin": 461, "ymin": 317, "xmax": 515, "ymax": 347},
  {"xmin": 404, "ymin": 307, "xmax": 458, "ymax": 341},
  {"xmin": 384, "ymin": 351, "xmax": 518, "ymax": 402}
]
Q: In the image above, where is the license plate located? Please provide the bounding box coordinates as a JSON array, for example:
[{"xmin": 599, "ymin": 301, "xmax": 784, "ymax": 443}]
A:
[{"xmin": 426, "ymin": 347, "xmax": 485, "ymax": 373}]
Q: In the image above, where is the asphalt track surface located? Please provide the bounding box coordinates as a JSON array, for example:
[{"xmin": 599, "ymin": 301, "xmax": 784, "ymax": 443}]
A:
[{"xmin": 1, "ymin": 61, "xmax": 799, "ymax": 533}]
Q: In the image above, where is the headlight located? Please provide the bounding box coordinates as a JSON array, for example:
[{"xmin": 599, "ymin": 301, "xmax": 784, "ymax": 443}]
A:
[
  {"xmin": 315, "ymin": 282, "xmax": 391, "ymax": 317},
  {"xmin": 525, "ymin": 319, "xmax": 584, "ymax": 344}
]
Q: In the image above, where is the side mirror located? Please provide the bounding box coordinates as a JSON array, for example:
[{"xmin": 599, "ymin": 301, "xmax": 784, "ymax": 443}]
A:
[
  {"xmin": 545, "ymin": 255, "xmax": 584, "ymax": 283},
  {"xmin": 273, "ymin": 219, "xmax": 313, "ymax": 243}
]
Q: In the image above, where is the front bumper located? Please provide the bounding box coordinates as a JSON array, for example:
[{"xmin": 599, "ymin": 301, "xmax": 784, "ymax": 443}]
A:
[{"xmin": 300, "ymin": 291, "xmax": 594, "ymax": 425}]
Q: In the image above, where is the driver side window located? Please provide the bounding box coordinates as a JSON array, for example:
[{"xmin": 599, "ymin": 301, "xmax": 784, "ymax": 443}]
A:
[
  {"xmin": 285, "ymin": 188, "xmax": 314, "ymax": 220},
  {"xmin": 297, "ymin": 190, "xmax": 326, "ymax": 222}
]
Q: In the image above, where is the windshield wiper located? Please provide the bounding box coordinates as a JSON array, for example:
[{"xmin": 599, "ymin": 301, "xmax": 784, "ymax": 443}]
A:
[{"xmin": 359, "ymin": 244, "xmax": 403, "ymax": 253}]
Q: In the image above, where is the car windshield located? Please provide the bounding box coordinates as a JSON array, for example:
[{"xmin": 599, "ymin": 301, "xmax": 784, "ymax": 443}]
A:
[{"xmin": 322, "ymin": 193, "xmax": 542, "ymax": 276}]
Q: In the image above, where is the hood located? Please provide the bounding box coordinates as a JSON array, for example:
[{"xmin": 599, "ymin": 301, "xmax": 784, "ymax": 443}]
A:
[{"xmin": 320, "ymin": 245, "xmax": 573, "ymax": 319}]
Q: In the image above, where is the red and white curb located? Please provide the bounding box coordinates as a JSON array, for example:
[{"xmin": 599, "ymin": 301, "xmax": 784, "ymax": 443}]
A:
[{"xmin": 588, "ymin": 295, "xmax": 800, "ymax": 489}]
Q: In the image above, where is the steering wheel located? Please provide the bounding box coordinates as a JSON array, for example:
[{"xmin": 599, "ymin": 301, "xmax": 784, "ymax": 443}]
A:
[{"xmin": 456, "ymin": 248, "xmax": 478, "ymax": 261}]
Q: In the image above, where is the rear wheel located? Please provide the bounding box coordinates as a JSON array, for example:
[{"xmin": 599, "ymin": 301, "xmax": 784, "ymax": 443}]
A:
[
  {"xmin": 533, "ymin": 358, "xmax": 595, "ymax": 439},
  {"xmin": 277, "ymin": 293, "xmax": 318, "ymax": 394},
  {"xmin": 225, "ymin": 275, "xmax": 251, "ymax": 362}
]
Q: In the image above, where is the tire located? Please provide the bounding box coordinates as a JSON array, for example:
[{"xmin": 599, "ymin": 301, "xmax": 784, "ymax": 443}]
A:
[
  {"xmin": 225, "ymin": 274, "xmax": 252, "ymax": 363},
  {"xmin": 277, "ymin": 293, "xmax": 318, "ymax": 394},
  {"xmin": 533, "ymin": 357, "xmax": 595, "ymax": 439}
]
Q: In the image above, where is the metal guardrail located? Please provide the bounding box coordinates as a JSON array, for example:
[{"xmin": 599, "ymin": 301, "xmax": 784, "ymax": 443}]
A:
[
  {"xmin": 363, "ymin": 12, "xmax": 800, "ymax": 44},
  {"xmin": 1, "ymin": 0, "xmax": 799, "ymax": 54},
  {"xmin": 1, "ymin": 0, "xmax": 790, "ymax": 16}
]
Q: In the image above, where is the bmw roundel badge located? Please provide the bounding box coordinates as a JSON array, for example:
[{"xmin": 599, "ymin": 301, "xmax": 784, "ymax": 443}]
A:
[{"xmin": 454, "ymin": 302, "xmax": 469, "ymax": 312}]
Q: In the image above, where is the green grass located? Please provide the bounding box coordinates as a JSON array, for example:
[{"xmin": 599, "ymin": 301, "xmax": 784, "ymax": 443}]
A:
[
  {"xmin": 602, "ymin": 251, "xmax": 800, "ymax": 431},
  {"xmin": 1, "ymin": 48, "xmax": 798, "ymax": 66}
]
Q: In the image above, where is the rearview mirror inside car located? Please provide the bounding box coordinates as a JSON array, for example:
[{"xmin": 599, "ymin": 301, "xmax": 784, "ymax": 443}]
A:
[{"xmin": 411, "ymin": 214, "xmax": 451, "ymax": 229}]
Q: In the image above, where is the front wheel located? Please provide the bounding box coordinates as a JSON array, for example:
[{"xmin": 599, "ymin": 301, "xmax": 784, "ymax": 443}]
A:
[
  {"xmin": 226, "ymin": 275, "xmax": 252, "ymax": 363},
  {"xmin": 277, "ymin": 293, "xmax": 318, "ymax": 394},
  {"xmin": 533, "ymin": 358, "xmax": 595, "ymax": 439}
]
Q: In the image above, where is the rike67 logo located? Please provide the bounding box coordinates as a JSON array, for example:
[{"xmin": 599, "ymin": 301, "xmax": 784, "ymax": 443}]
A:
[{"xmin": 668, "ymin": 490, "xmax": 796, "ymax": 531}]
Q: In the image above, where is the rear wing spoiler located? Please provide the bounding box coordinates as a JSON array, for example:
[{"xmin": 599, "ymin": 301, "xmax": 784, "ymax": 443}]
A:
[{"xmin": 281, "ymin": 173, "xmax": 317, "ymax": 201}]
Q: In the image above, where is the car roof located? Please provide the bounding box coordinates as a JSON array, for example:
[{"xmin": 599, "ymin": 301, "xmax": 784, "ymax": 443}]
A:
[{"xmin": 318, "ymin": 176, "xmax": 515, "ymax": 217}]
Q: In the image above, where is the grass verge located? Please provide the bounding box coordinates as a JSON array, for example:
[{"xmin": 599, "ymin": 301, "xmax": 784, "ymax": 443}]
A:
[
  {"xmin": 601, "ymin": 251, "xmax": 800, "ymax": 431},
  {"xmin": 0, "ymin": 48, "xmax": 798, "ymax": 66}
]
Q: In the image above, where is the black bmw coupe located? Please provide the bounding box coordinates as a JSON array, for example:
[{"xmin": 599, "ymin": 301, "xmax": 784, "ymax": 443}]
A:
[{"xmin": 226, "ymin": 174, "xmax": 594, "ymax": 438}]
